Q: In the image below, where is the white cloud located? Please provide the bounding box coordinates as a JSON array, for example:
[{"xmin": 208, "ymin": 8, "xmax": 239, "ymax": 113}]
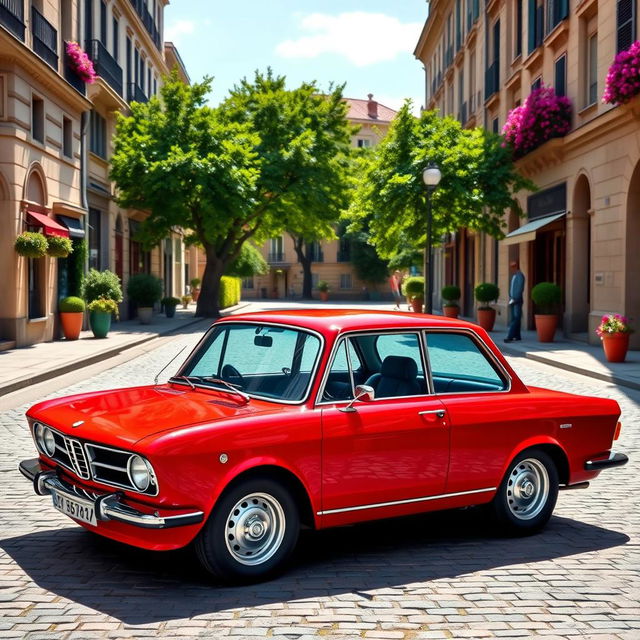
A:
[
  {"xmin": 164, "ymin": 19, "xmax": 196, "ymax": 44},
  {"xmin": 276, "ymin": 12, "xmax": 422, "ymax": 67}
]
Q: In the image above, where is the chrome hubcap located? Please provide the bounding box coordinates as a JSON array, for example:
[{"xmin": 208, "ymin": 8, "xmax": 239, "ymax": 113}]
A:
[
  {"xmin": 506, "ymin": 458, "xmax": 549, "ymax": 520},
  {"xmin": 225, "ymin": 492, "xmax": 286, "ymax": 566}
]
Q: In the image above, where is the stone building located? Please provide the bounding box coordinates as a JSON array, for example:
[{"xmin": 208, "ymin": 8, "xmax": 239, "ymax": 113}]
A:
[{"xmin": 414, "ymin": 0, "xmax": 640, "ymax": 345}]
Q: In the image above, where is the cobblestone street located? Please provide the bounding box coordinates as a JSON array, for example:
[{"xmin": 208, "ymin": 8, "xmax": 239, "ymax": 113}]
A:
[{"xmin": 1, "ymin": 328, "xmax": 638, "ymax": 640}]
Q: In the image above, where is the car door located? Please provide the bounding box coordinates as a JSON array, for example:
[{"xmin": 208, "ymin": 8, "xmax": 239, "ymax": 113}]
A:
[{"xmin": 319, "ymin": 332, "xmax": 449, "ymax": 522}]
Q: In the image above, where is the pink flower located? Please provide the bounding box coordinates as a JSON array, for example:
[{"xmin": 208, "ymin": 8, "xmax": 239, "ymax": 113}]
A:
[
  {"xmin": 65, "ymin": 41, "xmax": 97, "ymax": 84},
  {"xmin": 603, "ymin": 40, "xmax": 640, "ymax": 105}
]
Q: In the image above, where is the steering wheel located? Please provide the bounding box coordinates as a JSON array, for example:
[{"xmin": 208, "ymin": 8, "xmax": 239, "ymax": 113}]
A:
[{"xmin": 221, "ymin": 364, "xmax": 245, "ymax": 389}]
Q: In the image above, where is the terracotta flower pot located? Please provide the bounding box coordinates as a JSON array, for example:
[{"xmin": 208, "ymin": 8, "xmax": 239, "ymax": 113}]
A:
[
  {"xmin": 477, "ymin": 308, "xmax": 496, "ymax": 332},
  {"xmin": 410, "ymin": 298, "xmax": 423, "ymax": 313},
  {"xmin": 601, "ymin": 333, "xmax": 630, "ymax": 363},
  {"xmin": 191, "ymin": 288, "xmax": 200, "ymax": 302},
  {"xmin": 60, "ymin": 311, "xmax": 83, "ymax": 340},
  {"xmin": 443, "ymin": 305, "xmax": 459, "ymax": 318},
  {"xmin": 319, "ymin": 291, "xmax": 329, "ymax": 302},
  {"xmin": 534, "ymin": 314, "xmax": 558, "ymax": 342}
]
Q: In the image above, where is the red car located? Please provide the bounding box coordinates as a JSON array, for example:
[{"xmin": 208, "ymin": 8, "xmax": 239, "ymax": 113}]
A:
[{"xmin": 20, "ymin": 310, "xmax": 627, "ymax": 582}]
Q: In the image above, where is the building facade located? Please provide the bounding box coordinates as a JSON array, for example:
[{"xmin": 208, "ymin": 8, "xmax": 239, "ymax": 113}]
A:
[
  {"xmin": 415, "ymin": 0, "xmax": 640, "ymax": 345},
  {"xmin": 1, "ymin": 0, "xmax": 190, "ymax": 348},
  {"xmin": 244, "ymin": 95, "xmax": 398, "ymax": 301}
]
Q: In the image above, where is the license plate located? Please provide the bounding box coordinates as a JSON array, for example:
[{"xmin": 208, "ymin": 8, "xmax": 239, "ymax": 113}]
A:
[{"xmin": 51, "ymin": 489, "xmax": 97, "ymax": 526}]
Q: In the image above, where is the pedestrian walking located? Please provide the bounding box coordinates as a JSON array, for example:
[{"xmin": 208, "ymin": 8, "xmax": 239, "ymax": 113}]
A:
[
  {"xmin": 390, "ymin": 270, "xmax": 403, "ymax": 310},
  {"xmin": 505, "ymin": 261, "xmax": 525, "ymax": 342}
]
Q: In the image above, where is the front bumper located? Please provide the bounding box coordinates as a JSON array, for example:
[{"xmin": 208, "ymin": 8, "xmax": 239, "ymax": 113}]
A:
[
  {"xmin": 584, "ymin": 451, "xmax": 629, "ymax": 472},
  {"xmin": 19, "ymin": 458, "xmax": 204, "ymax": 530}
]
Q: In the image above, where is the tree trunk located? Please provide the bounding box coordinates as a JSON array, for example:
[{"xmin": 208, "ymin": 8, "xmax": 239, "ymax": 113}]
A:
[
  {"xmin": 195, "ymin": 245, "xmax": 225, "ymax": 317},
  {"xmin": 291, "ymin": 235, "xmax": 313, "ymax": 299}
]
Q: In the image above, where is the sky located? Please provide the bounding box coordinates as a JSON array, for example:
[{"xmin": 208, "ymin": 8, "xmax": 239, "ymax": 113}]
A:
[{"xmin": 164, "ymin": 0, "xmax": 428, "ymax": 114}]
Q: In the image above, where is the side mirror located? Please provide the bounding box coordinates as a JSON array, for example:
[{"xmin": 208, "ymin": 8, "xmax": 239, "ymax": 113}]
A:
[{"xmin": 339, "ymin": 385, "xmax": 375, "ymax": 413}]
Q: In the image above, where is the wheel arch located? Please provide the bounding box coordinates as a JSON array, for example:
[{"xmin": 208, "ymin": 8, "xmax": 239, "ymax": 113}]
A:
[{"xmin": 508, "ymin": 440, "xmax": 569, "ymax": 485}]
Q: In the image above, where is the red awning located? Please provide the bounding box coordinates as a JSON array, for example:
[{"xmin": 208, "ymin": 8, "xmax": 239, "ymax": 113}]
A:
[{"xmin": 28, "ymin": 211, "xmax": 70, "ymax": 238}]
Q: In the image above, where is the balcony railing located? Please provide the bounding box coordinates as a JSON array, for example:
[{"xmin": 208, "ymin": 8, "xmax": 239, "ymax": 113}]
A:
[
  {"xmin": 128, "ymin": 83, "xmax": 148, "ymax": 103},
  {"xmin": 129, "ymin": 0, "xmax": 161, "ymax": 49},
  {"xmin": 268, "ymin": 252, "xmax": 286, "ymax": 263},
  {"xmin": 31, "ymin": 7, "xmax": 58, "ymax": 69},
  {"xmin": 86, "ymin": 39, "xmax": 123, "ymax": 96},
  {"xmin": 63, "ymin": 48, "xmax": 86, "ymax": 95},
  {"xmin": 0, "ymin": 0, "xmax": 25, "ymax": 40},
  {"xmin": 484, "ymin": 60, "xmax": 499, "ymax": 101}
]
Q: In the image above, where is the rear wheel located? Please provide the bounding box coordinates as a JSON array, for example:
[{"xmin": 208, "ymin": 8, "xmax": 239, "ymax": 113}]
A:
[
  {"xmin": 491, "ymin": 449, "xmax": 558, "ymax": 535},
  {"xmin": 195, "ymin": 478, "xmax": 299, "ymax": 583}
]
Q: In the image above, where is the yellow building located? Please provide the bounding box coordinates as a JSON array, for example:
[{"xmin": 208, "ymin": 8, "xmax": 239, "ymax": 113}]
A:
[
  {"xmin": 245, "ymin": 94, "xmax": 398, "ymax": 301},
  {"xmin": 415, "ymin": 0, "xmax": 640, "ymax": 345},
  {"xmin": 1, "ymin": 0, "xmax": 190, "ymax": 349}
]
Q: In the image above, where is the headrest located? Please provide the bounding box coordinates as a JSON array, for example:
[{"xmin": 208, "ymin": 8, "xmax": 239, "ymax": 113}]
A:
[{"xmin": 380, "ymin": 355, "xmax": 418, "ymax": 381}]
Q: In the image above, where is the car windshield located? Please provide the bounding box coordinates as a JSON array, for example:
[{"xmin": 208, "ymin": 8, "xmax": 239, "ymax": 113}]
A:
[{"xmin": 177, "ymin": 323, "xmax": 322, "ymax": 402}]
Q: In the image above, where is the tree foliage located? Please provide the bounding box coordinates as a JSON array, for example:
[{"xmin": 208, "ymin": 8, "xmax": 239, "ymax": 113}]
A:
[
  {"xmin": 347, "ymin": 104, "xmax": 535, "ymax": 261},
  {"xmin": 224, "ymin": 243, "xmax": 268, "ymax": 278}
]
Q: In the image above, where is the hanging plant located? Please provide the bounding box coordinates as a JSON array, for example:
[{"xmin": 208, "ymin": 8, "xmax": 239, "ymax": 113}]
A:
[
  {"xmin": 15, "ymin": 231, "xmax": 48, "ymax": 258},
  {"xmin": 502, "ymin": 86, "xmax": 572, "ymax": 158},
  {"xmin": 46, "ymin": 235, "xmax": 73, "ymax": 258},
  {"xmin": 65, "ymin": 41, "xmax": 97, "ymax": 84},
  {"xmin": 603, "ymin": 41, "xmax": 640, "ymax": 105}
]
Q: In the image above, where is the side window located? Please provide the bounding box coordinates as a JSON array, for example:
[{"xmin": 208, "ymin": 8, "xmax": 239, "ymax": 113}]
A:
[
  {"xmin": 322, "ymin": 339, "xmax": 361, "ymax": 401},
  {"xmin": 370, "ymin": 333, "xmax": 427, "ymax": 398},
  {"xmin": 425, "ymin": 332, "xmax": 507, "ymax": 393}
]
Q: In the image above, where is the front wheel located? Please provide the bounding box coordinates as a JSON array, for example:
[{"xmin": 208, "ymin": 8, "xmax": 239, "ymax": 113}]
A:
[
  {"xmin": 195, "ymin": 478, "xmax": 299, "ymax": 583},
  {"xmin": 490, "ymin": 449, "xmax": 558, "ymax": 535}
]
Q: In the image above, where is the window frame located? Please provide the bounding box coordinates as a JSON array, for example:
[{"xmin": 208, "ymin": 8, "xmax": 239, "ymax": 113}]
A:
[{"xmin": 586, "ymin": 31, "xmax": 598, "ymax": 107}]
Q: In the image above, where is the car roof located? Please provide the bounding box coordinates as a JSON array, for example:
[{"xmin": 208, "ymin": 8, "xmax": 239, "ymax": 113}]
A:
[{"xmin": 217, "ymin": 309, "xmax": 482, "ymax": 338}]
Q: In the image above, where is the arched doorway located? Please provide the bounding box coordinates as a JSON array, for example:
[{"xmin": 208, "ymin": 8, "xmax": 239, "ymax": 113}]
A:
[
  {"xmin": 626, "ymin": 161, "xmax": 640, "ymax": 347},
  {"xmin": 24, "ymin": 169, "xmax": 47, "ymax": 319},
  {"xmin": 567, "ymin": 175, "xmax": 592, "ymax": 333}
]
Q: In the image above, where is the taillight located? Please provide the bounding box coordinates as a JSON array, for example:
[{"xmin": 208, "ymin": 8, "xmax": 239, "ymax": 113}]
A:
[{"xmin": 613, "ymin": 421, "xmax": 622, "ymax": 441}]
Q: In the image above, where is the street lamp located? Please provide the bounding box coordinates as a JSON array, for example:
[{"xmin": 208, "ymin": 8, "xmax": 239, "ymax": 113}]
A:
[{"xmin": 422, "ymin": 164, "xmax": 442, "ymax": 314}]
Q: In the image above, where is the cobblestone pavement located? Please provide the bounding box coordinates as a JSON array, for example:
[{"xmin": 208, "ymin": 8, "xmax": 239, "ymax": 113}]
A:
[{"xmin": 0, "ymin": 331, "xmax": 638, "ymax": 640}]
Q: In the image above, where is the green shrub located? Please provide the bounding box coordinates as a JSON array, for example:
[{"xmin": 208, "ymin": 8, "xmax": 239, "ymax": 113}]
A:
[
  {"xmin": 82, "ymin": 269, "xmax": 123, "ymax": 303},
  {"xmin": 531, "ymin": 282, "xmax": 561, "ymax": 314},
  {"xmin": 46, "ymin": 235, "xmax": 73, "ymax": 258},
  {"xmin": 219, "ymin": 276, "xmax": 241, "ymax": 309},
  {"xmin": 59, "ymin": 296, "xmax": 85, "ymax": 313},
  {"xmin": 127, "ymin": 273, "xmax": 163, "ymax": 307},
  {"xmin": 190, "ymin": 277, "xmax": 201, "ymax": 289},
  {"xmin": 88, "ymin": 297, "xmax": 119, "ymax": 318},
  {"xmin": 161, "ymin": 296, "xmax": 180, "ymax": 307},
  {"xmin": 403, "ymin": 276, "xmax": 424, "ymax": 300},
  {"xmin": 15, "ymin": 232, "xmax": 48, "ymax": 258},
  {"xmin": 474, "ymin": 283, "xmax": 500, "ymax": 309},
  {"xmin": 441, "ymin": 285, "xmax": 461, "ymax": 306},
  {"xmin": 317, "ymin": 280, "xmax": 330, "ymax": 292}
]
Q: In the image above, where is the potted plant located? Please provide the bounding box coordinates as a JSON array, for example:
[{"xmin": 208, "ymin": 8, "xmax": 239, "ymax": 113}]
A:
[
  {"xmin": 474, "ymin": 283, "xmax": 500, "ymax": 332},
  {"xmin": 82, "ymin": 269, "xmax": 123, "ymax": 305},
  {"xmin": 59, "ymin": 296, "xmax": 85, "ymax": 340},
  {"xmin": 46, "ymin": 235, "xmax": 73, "ymax": 258},
  {"xmin": 87, "ymin": 297, "xmax": 118, "ymax": 339},
  {"xmin": 317, "ymin": 280, "xmax": 330, "ymax": 302},
  {"xmin": 127, "ymin": 273, "xmax": 163, "ymax": 324},
  {"xmin": 596, "ymin": 314, "xmax": 633, "ymax": 362},
  {"xmin": 162, "ymin": 296, "xmax": 181, "ymax": 318},
  {"xmin": 403, "ymin": 276, "xmax": 424, "ymax": 313},
  {"xmin": 15, "ymin": 231, "xmax": 48, "ymax": 258},
  {"xmin": 442, "ymin": 285, "xmax": 461, "ymax": 318},
  {"xmin": 531, "ymin": 282, "xmax": 562, "ymax": 342},
  {"xmin": 190, "ymin": 277, "xmax": 201, "ymax": 302},
  {"xmin": 181, "ymin": 294, "xmax": 192, "ymax": 309},
  {"xmin": 603, "ymin": 40, "xmax": 640, "ymax": 105}
]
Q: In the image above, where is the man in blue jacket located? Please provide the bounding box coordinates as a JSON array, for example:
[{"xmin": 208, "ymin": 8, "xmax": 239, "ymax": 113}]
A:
[{"xmin": 505, "ymin": 261, "xmax": 525, "ymax": 342}]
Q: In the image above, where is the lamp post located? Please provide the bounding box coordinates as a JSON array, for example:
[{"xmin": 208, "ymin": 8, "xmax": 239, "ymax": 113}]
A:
[{"xmin": 422, "ymin": 164, "xmax": 442, "ymax": 314}]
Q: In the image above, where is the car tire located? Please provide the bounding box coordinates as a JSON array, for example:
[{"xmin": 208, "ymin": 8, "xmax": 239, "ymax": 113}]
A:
[
  {"xmin": 195, "ymin": 478, "xmax": 299, "ymax": 583},
  {"xmin": 491, "ymin": 448, "xmax": 559, "ymax": 536}
]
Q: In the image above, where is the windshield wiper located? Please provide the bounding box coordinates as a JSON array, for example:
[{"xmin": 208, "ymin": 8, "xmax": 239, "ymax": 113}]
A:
[
  {"xmin": 201, "ymin": 377, "xmax": 250, "ymax": 403},
  {"xmin": 169, "ymin": 375, "xmax": 196, "ymax": 390}
]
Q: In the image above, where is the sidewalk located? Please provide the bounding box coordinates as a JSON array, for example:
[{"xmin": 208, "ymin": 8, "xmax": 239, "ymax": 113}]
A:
[{"xmin": 0, "ymin": 306, "xmax": 218, "ymax": 397}]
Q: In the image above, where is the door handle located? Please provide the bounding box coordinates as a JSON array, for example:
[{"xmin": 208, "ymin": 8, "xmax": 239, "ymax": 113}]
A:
[{"xmin": 418, "ymin": 409, "xmax": 446, "ymax": 419}]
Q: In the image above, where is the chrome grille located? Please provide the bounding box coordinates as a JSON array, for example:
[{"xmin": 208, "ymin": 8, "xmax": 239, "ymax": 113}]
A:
[{"xmin": 64, "ymin": 438, "xmax": 90, "ymax": 479}]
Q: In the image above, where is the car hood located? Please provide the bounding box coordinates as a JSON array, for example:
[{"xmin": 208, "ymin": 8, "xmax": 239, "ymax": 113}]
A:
[{"xmin": 26, "ymin": 384, "xmax": 281, "ymax": 447}]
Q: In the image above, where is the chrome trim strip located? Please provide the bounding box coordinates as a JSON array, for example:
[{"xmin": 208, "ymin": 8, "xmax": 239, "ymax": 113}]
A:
[
  {"xmin": 316, "ymin": 486, "xmax": 497, "ymax": 516},
  {"xmin": 174, "ymin": 320, "xmax": 325, "ymax": 406}
]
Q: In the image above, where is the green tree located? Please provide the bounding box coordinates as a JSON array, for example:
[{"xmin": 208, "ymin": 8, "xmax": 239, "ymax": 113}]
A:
[
  {"xmin": 111, "ymin": 73, "xmax": 259, "ymax": 317},
  {"xmin": 224, "ymin": 242, "xmax": 268, "ymax": 278},
  {"xmin": 348, "ymin": 104, "xmax": 535, "ymax": 262},
  {"xmin": 218, "ymin": 70, "xmax": 353, "ymax": 299}
]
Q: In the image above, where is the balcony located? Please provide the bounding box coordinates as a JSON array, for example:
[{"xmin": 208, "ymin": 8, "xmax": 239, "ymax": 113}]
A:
[
  {"xmin": 129, "ymin": 0, "xmax": 161, "ymax": 49},
  {"xmin": 0, "ymin": 0, "xmax": 25, "ymax": 40},
  {"xmin": 268, "ymin": 252, "xmax": 286, "ymax": 263},
  {"xmin": 31, "ymin": 7, "xmax": 57, "ymax": 69},
  {"xmin": 86, "ymin": 39, "xmax": 123, "ymax": 96},
  {"xmin": 127, "ymin": 83, "xmax": 148, "ymax": 104},
  {"xmin": 63, "ymin": 48, "xmax": 86, "ymax": 95},
  {"xmin": 485, "ymin": 60, "xmax": 499, "ymax": 101}
]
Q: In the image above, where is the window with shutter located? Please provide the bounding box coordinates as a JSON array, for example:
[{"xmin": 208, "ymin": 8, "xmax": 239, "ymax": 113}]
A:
[
  {"xmin": 554, "ymin": 55, "xmax": 566, "ymax": 97},
  {"xmin": 617, "ymin": 0, "xmax": 636, "ymax": 53}
]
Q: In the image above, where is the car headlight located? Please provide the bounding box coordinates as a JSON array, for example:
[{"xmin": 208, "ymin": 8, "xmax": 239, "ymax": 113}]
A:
[
  {"xmin": 42, "ymin": 427, "xmax": 56, "ymax": 457},
  {"xmin": 127, "ymin": 455, "xmax": 155, "ymax": 492},
  {"xmin": 34, "ymin": 423, "xmax": 45, "ymax": 451}
]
